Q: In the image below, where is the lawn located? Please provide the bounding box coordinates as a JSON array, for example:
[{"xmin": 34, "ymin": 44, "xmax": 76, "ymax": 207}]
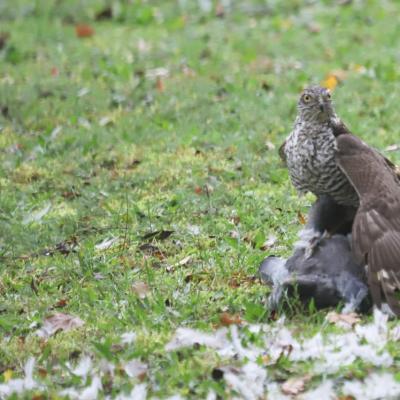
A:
[{"xmin": 1, "ymin": 0, "xmax": 400, "ymax": 398}]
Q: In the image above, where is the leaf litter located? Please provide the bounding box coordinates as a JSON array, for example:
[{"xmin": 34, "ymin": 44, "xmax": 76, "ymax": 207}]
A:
[{"xmin": 36, "ymin": 313, "xmax": 84, "ymax": 338}]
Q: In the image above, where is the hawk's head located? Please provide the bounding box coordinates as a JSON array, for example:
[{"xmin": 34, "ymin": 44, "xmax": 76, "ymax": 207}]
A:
[{"xmin": 298, "ymin": 85, "xmax": 335, "ymax": 123}]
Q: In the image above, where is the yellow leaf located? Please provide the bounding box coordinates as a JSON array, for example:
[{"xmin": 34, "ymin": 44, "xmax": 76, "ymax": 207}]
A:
[
  {"xmin": 322, "ymin": 74, "xmax": 338, "ymax": 91},
  {"xmin": 3, "ymin": 369, "xmax": 13, "ymax": 382},
  {"xmin": 352, "ymin": 64, "xmax": 367, "ymax": 74}
]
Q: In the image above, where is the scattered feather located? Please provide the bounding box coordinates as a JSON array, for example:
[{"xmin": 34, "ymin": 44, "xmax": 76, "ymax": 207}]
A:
[
  {"xmin": 0, "ymin": 358, "xmax": 41, "ymax": 397},
  {"xmin": 71, "ymin": 356, "xmax": 92, "ymax": 378},
  {"xmin": 281, "ymin": 375, "xmax": 312, "ymax": 395},
  {"xmin": 23, "ymin": 203, "xmax": 51, "ymax": 225},
  {"xmin": 342, "ymin": 373, "xmax": 400, "ymax": 400},
  {"xmin": 95, "ymin": 237, "xmax": 119, "ymax": 251},
  {"xmin": 123, "ymin": 360, "xmax": 147, "ymax": 379},
  {"xmin": 165, "ymin": 327, "xmax": 229, "ymax": 351},
  {"xmin": 121, "ymin": 331, "xmax": 136, "ymax": 345}
]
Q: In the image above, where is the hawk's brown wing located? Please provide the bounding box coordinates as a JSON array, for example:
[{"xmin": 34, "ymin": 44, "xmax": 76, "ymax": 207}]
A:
[
  {"xmin": 352, "ymin": 209, "xmax": 400, "ymax": 314},
  {"xmin": 332, "ymin": 118, "xmax": 400, "ymax": 182},
  {"xmin": 336, "ymin": 134, "xmax": 400, "ymax": 315}
]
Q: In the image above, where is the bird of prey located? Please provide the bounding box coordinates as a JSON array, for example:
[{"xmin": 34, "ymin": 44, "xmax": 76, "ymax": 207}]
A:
[
  {"xmin": 280, "ymin": 85, "xmax": 359, "ymax": 211},
  {"xmin": 280, "ymin": 85, "xmax": 400, "ymax": 236},
  {"xmin": 336, "ymin": 134, "xmax": 400, "ymax": 316},
  {"xmin": 259, "ymin": 196, "xmax": 370, "ymax": 312}
]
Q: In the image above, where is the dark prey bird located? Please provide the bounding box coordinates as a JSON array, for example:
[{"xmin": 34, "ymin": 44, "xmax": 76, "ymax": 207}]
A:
[
  {"xmin": 336, "ymin": 134, "xmax": 400, "ymax": 316},
  {"xmin": 259, "ymin": 195, "xmax": 370, "ymax": 312}
]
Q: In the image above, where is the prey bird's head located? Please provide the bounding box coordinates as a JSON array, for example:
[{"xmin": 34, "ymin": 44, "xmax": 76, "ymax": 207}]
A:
[{"xmin": 297, "ymin": 85, "xmax": 335, "ymax": 123}]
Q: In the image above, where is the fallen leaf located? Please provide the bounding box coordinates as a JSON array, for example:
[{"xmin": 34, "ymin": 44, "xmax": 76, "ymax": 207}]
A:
[
  {"xmin": 260, "ymin": 234, "xmax": 277, "ymax": 251},
  {"xmin": 326, "ymin": 311, "xmax": 361, "ymax": 329},
  {"xmin": 3, "ymin": 369, "xmax": 13, "ymax": 382},
  {"xmin": 75, "ymin": 24, "xmax": 94, "ymax": 38},
  {"xmin": 156, "ymin": 76, "xmax": 164, "ymax": 92},
  {"xmin": 141, "ymin": 230, "xmax": 174, "ymax": 241},
  {"xmin": 0, "ymin": 32, "xmax": 10, "ymax": 50},
  {"xmin": 281, "ymin": 374, "xmax": 312, "ymax": 395},
  {"xmin": 175, "ymin": 255, "xmax": 192, "ymax": 266},
  {"xmin": 126, "ymin": 159, "xmax": 141, "ymax": 169},
  {"xmin": 322, "ymin": 74, "xmax": 338, "ymax": 91},
  {"xmin": 307, "ymin": 22, "xmax": 321, "ymax": 33},
  {"xmin": 215, "ymin": 3, "xmax": 225, "ymax": 17},
  {"xmin": 352, "ymin": 64, "xmax": 367, "ymax": 74},
  {"xmin": 62, "ymin": 190, "xmax": 81, "ymax": 200},
  {"xmin": 138, "ymin": 243, "xmax": 165, "ymax": 259},
  {"xmin": 36, "ymin": 313, "xmax": 84, "ymax": 338},
  {"xmin": 95, "ymin": 6, "xmax": 112, "ymax": 20},
  {"xmin": 219, "ymin": 312, "xmax": 242, "ymax": 326},
  {"xmin": 54, "ymin": 298, "xmax": 68, "ymax": 308},
  {"xmin": 132, "ymin": 282, "xmax": 149, "ymax": 299},
  {"xmin": 298, "ymin": 211, "xmax": 306, "ymax": 225},
  {"xmin": 37, "ymin": 368, "xmax": 47, "ymax": 379},
  {"xmin": 194, "ymin": 186, "xmax": 203, "ymax": 194},
  {"xmin": 50, "ymin": 67, "xmax": 59, "ymax": 77}
]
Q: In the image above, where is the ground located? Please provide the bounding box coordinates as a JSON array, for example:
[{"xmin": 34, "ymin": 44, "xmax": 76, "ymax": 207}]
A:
[{"xmin": 1, "ymin": 0, "xmax": 400, "ymax": 398}]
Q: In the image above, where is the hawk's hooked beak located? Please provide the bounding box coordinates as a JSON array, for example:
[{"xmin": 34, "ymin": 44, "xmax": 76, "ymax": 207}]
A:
[{"xmin": 318, "ymin": 97, "xmax": 325, "ymax": 112}]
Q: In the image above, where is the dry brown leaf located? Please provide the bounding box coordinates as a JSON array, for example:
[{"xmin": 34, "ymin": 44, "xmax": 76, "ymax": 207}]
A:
[
  {"xmin": 156, "ymin": 76, "xmax": 165, "ymax": 92},
  {"xmin": 75, "ymin": 24, "xmax": 94, "ymax": 38},
  {"xmin": 36, "ymin": 313, "xmax": 84, "ymax": 338},
  {"xmin": 219, "ymin": 312, "xmax": 242, "ymax": 326},
  {"xmin": 132, "ymin": 282, "xmax": 150, "ymax": 299},
  {"xmin": 281, "ymin": 374, "xmax": 312, "ymax": 395},
  {"xmin": 54, "ymin": 298, "xmax": 68, "ymax": 308},
  {"xmin": 326, "ymin": 311, "xmax": 361, "ymax": 329},
  {"xmin": 298, "ymin": 211, "xmax": 306, "ymax": 225}
]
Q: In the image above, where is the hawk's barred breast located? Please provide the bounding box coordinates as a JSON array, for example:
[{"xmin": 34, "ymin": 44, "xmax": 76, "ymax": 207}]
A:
[{"xmin": 284, "ymin": 120, "xmax": 359, "ymax": 207}]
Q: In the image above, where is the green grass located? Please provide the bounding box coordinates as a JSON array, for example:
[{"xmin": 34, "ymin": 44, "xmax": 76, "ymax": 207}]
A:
[{"xmin": 1, "ymin": 0, "xmax": 400, "ymax": 398}]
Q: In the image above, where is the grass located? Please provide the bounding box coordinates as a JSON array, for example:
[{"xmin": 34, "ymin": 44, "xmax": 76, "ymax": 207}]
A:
[{"xmin": 1, "ymin": 0, "xmax": 400, "ymax": 398}]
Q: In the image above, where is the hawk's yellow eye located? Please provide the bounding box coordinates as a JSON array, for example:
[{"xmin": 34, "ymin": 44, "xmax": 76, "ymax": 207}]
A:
[{"xmin": 303, "ymin": 94, "xmax": 311, "ymax": 103}]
